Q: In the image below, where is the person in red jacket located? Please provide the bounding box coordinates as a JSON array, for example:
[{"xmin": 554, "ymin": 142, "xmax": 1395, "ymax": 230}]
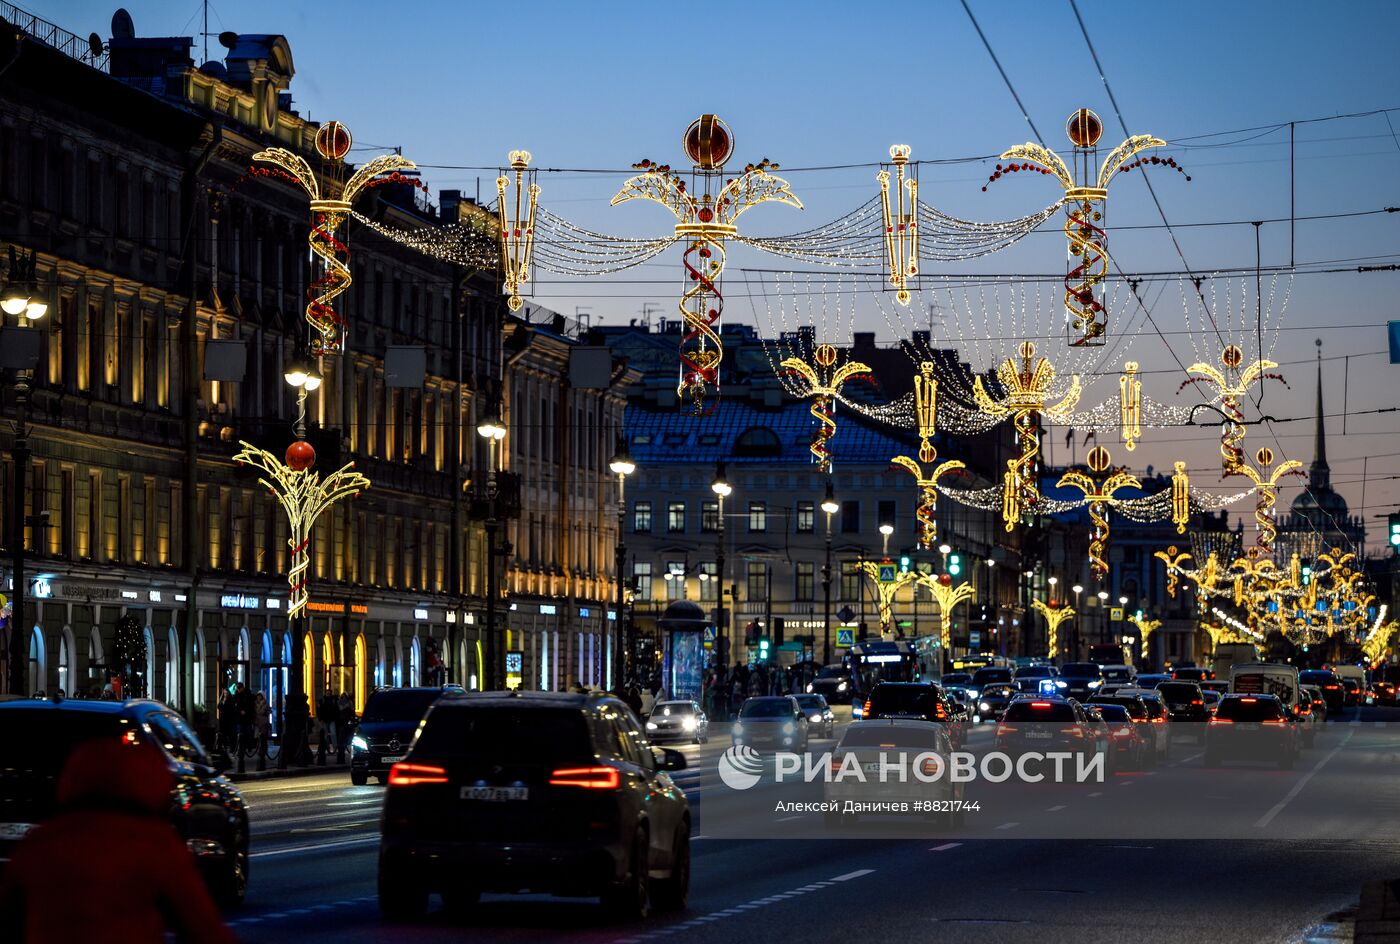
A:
[{"xmin": 0, "ymin": 735, "xmax": 236, "ymax": 944}]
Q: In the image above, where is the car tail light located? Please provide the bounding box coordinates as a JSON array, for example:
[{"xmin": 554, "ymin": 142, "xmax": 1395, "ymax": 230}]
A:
[
  {"xmin": 863, "ymin": 699, "xmax": 872, "ymax": 716},
  {"xmin": 388, "ymin": 763, "xmax": 448, "ymax": 786},
  {"xmin": 1059, "ymin": 726, "xmax": 1083, "ymax": 737},
  {"xmin": 549, "ymin": 766, "xmax": 620, "ymax": 789},
  {"xmin": 1261, "ymin": 718, "xmax": 1287, "ymax": 725},
  {"xmin": 1240, "ymin": 697, "xmax": 1258, "ymax": 703},
  {"xmin": 1324, "ymin": 684, "xmax": 1339, "ymax": 690},
  {"xmin": 1031, "ymin": 701, "xmax": 1053, "ymax": 708},
  {"xmin": 1209, "ymin": 717, "xmax": 1232, "ymax": 724},
  {"xmin": 1150, "ymin": 716, "xmax": 1166, "ymax": 724},
  {"xmin": 996, "ymin": 724, "xmax": 1015, "ymax": 737},
  {"xmin": 934, "ymin": 702, "xmax": 948, "ymax": 721},
  {"xmin": 1190, "ymin": 699, "xmax": 1203, "ymax": 705},
  {"xmin": 829, "ymin": 754, "xmax": 843, "ymax": 777}
]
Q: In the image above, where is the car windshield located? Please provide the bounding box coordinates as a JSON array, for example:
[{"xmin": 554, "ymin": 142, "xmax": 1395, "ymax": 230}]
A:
[
  {"xmin": 793, "ymin": 696, "xmax": 826, "ymax": 710},
  {"xmin": 1094, "ymin": 704, "xmax": 1132, "ymax": 722},
  {"xmin": 1061, "ymin": 663, "xmax": 1102, "ymax": 679},
  {"xmin": 651, "ymin": 702, "xmax": 694, "ymax": 718},
  {"xmin": 1003, "ymin": 701, "xmax": 1076, "ymax": 722},
  {"xmin": 972, "ymin": 668, "xmax": 1013, "ymax": 686},
  {"xmin": 839, "ymin": 724, "xmax": 942, "ymax": 749},
  {"xmin": 361, "ymin": 690, "xmax": 443, "ymax": 724},
  {"xmin": 1102, "ymin": 667, "xmax": 1134, "ymax": 681},
  {"xmin": 0, "ymin": 709, "xmax": 128, "ymax": 772},
  {"xmin": 1215, "ymin": 697, "xmax": 1284, "ymax": 721},
  {"xmin": 1156, "ymin": 683, "xmax": 1202, "ymax": 702},
  {"xmin": 980, "ymin": 684, "xmax": 1014, "ymax": 698},
  {"xmin": 942, "ymin": 674, "xmax": 973, "ymax": 686},
  {"xmin": 1088, "ymin": 697, "xmax": 1147, "ymax": 720},
  {"xmin": 816, "ymin": 667, "xmax": 848, "ymax": 680},
  {"xmin": 867, "ymin": 685, "xmax": 938, "ymax": 716},
  {"xmin": 412, "ymin": 706, "xmax": 591, "ymax": 763},
  {"xmin": 1015, "ymin": 666, "xmax": 1054, "ymax": 678},
  {"xmin": 741, "ymin": 698, "xmax": 795, "ymax": 719}
]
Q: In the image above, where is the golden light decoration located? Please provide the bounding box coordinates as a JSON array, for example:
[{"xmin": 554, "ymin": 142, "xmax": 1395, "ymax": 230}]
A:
[
  {"xmin": 858, "ymin": 558, "xmax": 918, "ymax": 637},
  {"xmin": 1228, "ymin": 546, "xmax": 1279, "ymax": 609},
  {"xmin": 780, "ymin": 343, "xmax": 872, "ymax": 473},
  {"xmin": 1128, "ymin": 614, "xmax": 1161, "ymax": 663},
  {"xmin": 1032, "ymin": 599, "xmax": 1076, "ymax": 661},
  {"xmin": 1154, "ymin": 545, "xmax": 1193, "ymax": 598},
  {"xmin": 987, "ymin": 109, "xmax": 1183, "ymax": 346},
  {"xmin": 1170, "ymin": 461, "xmax": 1191, "ymax": 534},
  {"xmin": 891, "ymin": 363, "xmax": 965, "ymax": 547},
  {"xmin": 972, "ymin": 341, "xmax": 1082, "ymax": 531},
  {"xmin": 232, "ymin": 441, "xmax": 370, "ymax": 619},
  {"xmin": 253, "ymin": 122, "xmax": 417, "ymax": 355},
  {"xmin": 497, "ymin": 150, "xmax": 540, "ymax": 312},
  {"xmin": 915, "ymin": 572, "xmax": 975, "ymax": 653},
  {"xmin": 1056, "ymin": 446, "xmax": 1141, "ymax": 579},
  {"xmin": 1235, "ymin": 446, "xmax": 1303, "ymax": 553},
  {"xmin": 1119, "ymin": 361, "xmax": 1142, "ymax": 451},
  {"xmin": 1183, "ymin": 345, "xmax": 1278, "ymax": 479},
  {"xmin": 613, "ymin": 115, "xmax": 801, "ymax": 414},
  {"xmin": 878, "ymin": 145, "xmax": 918, "ymax": 305}
]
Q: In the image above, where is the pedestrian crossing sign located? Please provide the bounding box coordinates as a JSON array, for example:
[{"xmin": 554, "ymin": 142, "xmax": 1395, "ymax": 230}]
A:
[
  {"xmin": 837, "ymin": 628, "xmax": 854, "ymax": 648},
  {"xmin": 1111, "ymin": 607, "xmax": 1124, "ymax": 621},
  {"xmin": 878, "ymin": 564, "xmax": 896, "ymax": 583},
  {"xmin": 703, "ymin": 626, "xmax": 716, "ymax": 649}
]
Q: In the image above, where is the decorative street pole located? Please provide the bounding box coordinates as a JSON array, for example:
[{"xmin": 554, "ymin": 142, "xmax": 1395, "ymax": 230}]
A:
[
  {"xmin": 892, "ymin": 362, "xmax": 966, "ymax": 548},
  {"xmin": 915, "ymin": 572, "xmax": 976, "ymax": 663},
  {"xmin": 1056, "ymin": 445, "xmax": 1140, "ymax": 581},
  {"xmin": 821, "ymin": 480, "xmax": 839, "ymax": 665},
  {"xmin": 711, "ymin": 463, "xmax": 732, "ymax": 667},
  {"xmin": 609, "ymin": 437, "xmax": 635, "ymax": 687},
  {"xmin": 1032, "ymin": 599, "xmax": 1076, "ymax": 664},
  {"xmin": 780, "ymin": 343, "xmax": 871, "ymax": 473},
  {"xmin": 477, "ymin": 404, "xmax": 507, "ymax": 689},
  {"xmin": 1129, "ymin": 614, "xmax": 1162, "ymax": 665}
]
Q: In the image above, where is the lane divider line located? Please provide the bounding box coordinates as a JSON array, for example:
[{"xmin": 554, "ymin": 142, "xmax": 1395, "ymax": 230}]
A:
[
  {"xmin": 1255, "ymin": 729, "xmax": 1354, "ymax": 829},
  {"xmin": 930, "ymin": 842, "xmax": 963, "ymax": 851},
  {"xmin": 250, "ymin": 837, "xmax": 378, "ymax": 859}
]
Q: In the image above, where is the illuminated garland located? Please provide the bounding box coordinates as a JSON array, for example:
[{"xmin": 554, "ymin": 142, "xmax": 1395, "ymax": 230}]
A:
[{"xmin": 1031, "ymin": 599, "xmax": 1075, "ymax": 660}]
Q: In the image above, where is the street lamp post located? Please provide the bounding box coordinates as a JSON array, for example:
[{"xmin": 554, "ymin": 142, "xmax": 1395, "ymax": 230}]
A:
[
  {"xmin": 820, "ymin": 480, "xmax": 839, "ymax": 666},
  {"xmin": 477, "ymin": 405, "xmax": 507, "ymax": 689},
  {"xmin": 3, "ymin": 248, "xmax": 46, "ymax": 698},
  {"xmin": 711, "ymin": 463, "xmax": 732, "ymax": 670},
  {"xmin": 1072, "ymin": 584, "xmax": 1084, "ymax": 660},
  {"xmin": 609, "ymin": 437, "xmax": 635, "ymax": 688},
  {"xmin": 1097, "ymin": 589, "xmax": 1109, "ymax": 645}
]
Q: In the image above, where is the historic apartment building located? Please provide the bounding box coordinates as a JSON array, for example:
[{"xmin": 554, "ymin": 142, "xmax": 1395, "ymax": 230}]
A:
[{"xmin": 0, "ymin": 11, "xmax": 628, "ymax": 718}]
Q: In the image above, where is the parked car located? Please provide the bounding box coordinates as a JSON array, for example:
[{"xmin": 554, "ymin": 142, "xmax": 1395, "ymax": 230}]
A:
[
  {"xmin": 351, "ymin": 687, "xmax": 463, "ymax": 785},
  {"xmin": 646, "ymin": 700, "xmax": 710, "ymax": 744},
  {"xmin": 0, "ymin": 698, "xmax": 249, "ymax": 906},
  {"xmin": 378, "ymin": 691, "xmax": 690, "ymax": 920}
]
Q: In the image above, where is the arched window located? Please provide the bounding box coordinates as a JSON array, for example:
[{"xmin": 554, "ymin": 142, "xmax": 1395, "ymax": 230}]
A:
[
  {"xmin": 142, "ymin": 628, "xmax": 155, "ymax": 699},
  {"xmin": 57, "ymin": 628, "xmax": 74, "ymax": 697},
  {"xmin": 165, "ymin": 628, "xmax": 180, "ymax": 707},
  {"xmin": 29, "ymin": 627, "xmax": 46, "ymax": 695},
  {"xmin": 322, "ymin": 633, "xmax": 335, "ymax": 696},
  {"xmin": 302, "ymin": 632, "xmax": 314, "ymax": 698},
  {"xmin": 193, "ymin": 629, "xmax": 205, "ymax": 710},
  {"xmin": 87, "ymin": 629, "xmax": 104, "ymax": 691},
  {"xmin": 354, "ymin": 635, "xmax": 367, "ymax": 714},
  {"xmin": 375, "ymin": 637, "xmax": 386, "ymax": 689},
  {"xmin": 236, "ymin": 628, "xmax": 250, "ymax": 685},
  {"xmin": 409, "ymin": 636, "xmax": 421, "ymax": 688},
  {"xmin": 734, "ymin": 426, "xmax": 782, "ymax": 458}
]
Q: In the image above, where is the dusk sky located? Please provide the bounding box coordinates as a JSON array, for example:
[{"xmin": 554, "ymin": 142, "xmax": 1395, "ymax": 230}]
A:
[{"xmin": 41, "ymin": 0, "xmax": 1400, "ymax": 549}]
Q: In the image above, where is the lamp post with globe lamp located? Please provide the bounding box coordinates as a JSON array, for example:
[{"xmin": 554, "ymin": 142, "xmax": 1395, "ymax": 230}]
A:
[
  {"xmin": 609, "ymin": 438, "xmax": 635, "ymax": 686},
  {"xmin": 711, "ymin": 463, "xmax": 732, "ymax": 668},
  {"xmin": 1097, "ymin": 589, "xmax": 1110, "ymax": 646},
  {"xmin": 1072, "ymin": 584, "xmax": 1084, "ymax": 661},
  {"xmin": 477, "ymin": 404, "xmax": 507, "ymax": 689},
  {"xmin": 820, "ymin": 481, "xmax": 839, "ymax": 665}
]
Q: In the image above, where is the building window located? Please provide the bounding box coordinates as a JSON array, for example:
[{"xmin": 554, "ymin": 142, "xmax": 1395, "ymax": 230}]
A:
[
  {"xmin": 667, "ymin": 501, "xmax": 686, "ymax": 533},
  {"xmin": 665, "ymin": 562, "xmax": 686, "ymax": 601},
  {"xmin": 840, "ymin": 561, "xmax": 861, "ymax": 602},
  {"xmin": 841, "ymin": 500, "xmax": 861, "ymax": 534},
  {"xmin": 632, "ymin": 500, "xmax": 652, "ymax": 533},
  {"xmin": 699, "ymin": 562, "xmax": 718, "ymax": 601},
  {"xmin": 796, "ymin": 500, "xmax": 814, "ymax": 533},
  {"xmin": 701, "ymin": 499, "xmax": 720, "ymax": 533},
  {"xmin": 633, "ymin": 561, "xmax": 653, "ymax": 602},
  {"xmin": 877, "ymin": 499, "xmax": 897, "ymax": 530},
  {"xmin": 795, "ymin": 561, "xmax": 815, "ymax": 601},
  {"xmin": 746, "ymin": 561, "xmax": 768, "ymax": 602},
  {"xmin": 748, "ymin": 501, "xmax": 767, "ymax": 533}
]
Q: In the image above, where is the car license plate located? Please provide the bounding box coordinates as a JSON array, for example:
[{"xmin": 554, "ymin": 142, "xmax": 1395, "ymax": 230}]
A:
[
  {"xmin": 0, "ymin": 823, "xmax": 33, "ymax": 841},
  {"xmin": 1025, "ymin": 731, "xmax": 1052, "ymax": 739},
  {"xmin": 462, "ymin": 786, "xmax": 528, "ymax": 802},
  {"xmin": 1170, "ymin": 704, "xmax": 1186, "ymax": 711},
  {"xmin": 1235, "ymin": 723, "xmax": 1259, "ymax": 732},
  {"xmin": 381, "ymin": 755, "xmax": 405, "ymax": 765}
]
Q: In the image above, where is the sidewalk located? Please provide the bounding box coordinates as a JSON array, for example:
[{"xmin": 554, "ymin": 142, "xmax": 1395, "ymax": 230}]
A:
[{"xmin": 226, "ymin": 759, "xmax": 350, "ymax": 783}]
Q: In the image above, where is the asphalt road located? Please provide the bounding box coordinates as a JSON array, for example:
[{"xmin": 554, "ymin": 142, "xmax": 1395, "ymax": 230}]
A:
[{"xmin": 226, "ymin": 704, "xmax": 1400, "ymax": 943}]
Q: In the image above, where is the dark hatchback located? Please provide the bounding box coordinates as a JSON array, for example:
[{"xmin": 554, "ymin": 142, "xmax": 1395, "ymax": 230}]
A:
[
  {"xmin": 809, "ymin": 665, "xmax": 856, "ymax": 704},
  {"xmin": 351, "ymin": 687, "xmax": 463, "ymax": 785},
  {"xmin": 1155, "ymin": 681, "xmax": 1210, "ymax": 737},
  {"xmin": 378, "ymin": 691, "xmax": 690, "ymax": 921},
  {"xmin": 0, "ymin": 698, "xmax": 249, "ymax": 905},
  {"xmin": 1058, "ymin": 662, "xmax": 1106, "ymax": 702},
  {"xmin": 864, "ymin": 682, "xmax": 962, "ymax": 747}
]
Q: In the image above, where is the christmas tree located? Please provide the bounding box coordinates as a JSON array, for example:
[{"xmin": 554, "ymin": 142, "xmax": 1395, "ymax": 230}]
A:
[{"xmin": 113, "ymin": 614, "xmax": 148, "ymax": 699}]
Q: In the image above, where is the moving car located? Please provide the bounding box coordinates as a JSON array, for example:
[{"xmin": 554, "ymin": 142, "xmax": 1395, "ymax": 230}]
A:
[
  {"xmin": 1340, "ymin": 678, "xmax": 1362, "ymax": 708},
  {"xmin": 1155, "ymin": 681, "xmax": 1209, "ymax": 741},
  {"xmin": 734, "ymin": 696, "xmax": 810, "ymax": 752},
  {"xmin": 1012, "ymin": 664, "xmax": 1060, "ymax": 694},
  {"xmin": 1331, "ymin": 664, "xmax": 1367, "ymax": 707},
  {"xmin": 1087, "ymin": 693, "xmax": 1165, "ymax": 766},
  {"xmin": 863, "ymin": 682, "xmax": 963, "ymax": 748},
  {"xmin": 1301, "ymin": 684, "xmax": 1328, "ymax": 722},
  {"xmin": 1058, "ymin": 662, "xmax": 1106, "ymax": 702},
  {"xmin": 995, "ymin": 695, "xmax": 1107, "ymax": 765},
  {"xmin": 1205, "ymin": 694, "xmax": 1299, "ymax": 769},
  {"xmin": 971, "ymin": 666, "xmax": 1014, "ymax": 692},
  {"xmin": 1171, "ymin": 667, "xmax": 1214, "ymax": 683},
  {"xmin": 1100, "ymin": 664, "xmax": 1136, "ymax": 686},
  {"xmin": 646, "ymin": 700, "xmax": 709, "ymax": 744},
  {"xmin": 1134, "ymin": 673, "xmax": 1171, "ymax": 689},
  {"xmin": 809, "ymin": 665, "xmax": 856, "ymax": 704},
  {"xmin": 0, "ymin": 697, "xmax": 249, "ymax": 905},
  {"xmin": 351, "ymin": 686, "xmax": 463, "ymax": 785},
  {"xmin": 975, "ymin": 683, "xmax": 1016, "ymax": 722},
  {"xmin": 1297, "ymin": 670, "xmax": 1343, "ymax": 715},
  {"xmin": 1093, "ymin": 702, "xmax": 1147, "ymax": 770},
  {"xmin": 1230, "ymin": 662, "xmax": 1302, "ymax": 719},
  {"xmin": 825, "ymin": 719, "xmax": 964, "ymax": 828},
  {"xmin": 792, "ymin": 694, "xmax": 835, "ymax": 739},
  {"xmin": 378, "ymin": 691, "xmax": 690, "ymax": 920}
]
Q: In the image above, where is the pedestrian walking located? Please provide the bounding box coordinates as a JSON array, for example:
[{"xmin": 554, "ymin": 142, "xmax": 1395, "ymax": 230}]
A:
[
  {"xmin": 253, "ymin": 690, "xmax": 272, "ymax": 769},
  {"xmin": 216, "ymin": 687, "xmax": 237, "ymax": 757},
  {"xmin": 336, "ymin": 691, "xmax": 353, "ymax": 763},
  {"xmin": 232, "ymin": 683, "xmax": 254, "ymax": 773},
  {"xmin": 316, "ymin": 690, "xmax": 338, "ymax": 765}
]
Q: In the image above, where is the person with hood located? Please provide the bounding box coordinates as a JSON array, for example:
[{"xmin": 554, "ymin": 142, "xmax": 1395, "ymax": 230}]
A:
[{"xmin": 0, "ymin": 737, "xmax": 236, "ymax": 943}]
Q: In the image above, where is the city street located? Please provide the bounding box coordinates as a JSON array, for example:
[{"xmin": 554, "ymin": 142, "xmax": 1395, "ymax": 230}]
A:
[{"xmin": 227, "ymin": 706, "xmax": 1400, "ymax": 943}]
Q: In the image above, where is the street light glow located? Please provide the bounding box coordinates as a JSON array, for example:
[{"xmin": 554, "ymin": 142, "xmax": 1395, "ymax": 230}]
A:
[
  {"xmin": 477, "ymin": 411, "xmax": 507, "ymax": 441},
  {"xmin": 711, "ymin": 461, "xmax": 732, "ymax": 497},
  {"xmin": 1072, "ymin": 584, "xmax": 1084, "ymax": 595},
  {"xmin": 1097, "ymin": 590, "xmax": 1109, "ymax": 601},
  {"xmin": 820, "ymin": 480, "xmax": 839, "ymax": 515},
  {"xmin": 1048, "ymin": 576, "xmax": 1058, "ymax": 586},
  {"xmin": 879, "ymin": 523, "xmax": 894, "ymax": 536},
  {"xmin": 938, "ymin": 543, "xmax": 952, "ymax": 555},
  {"xmin": 609, "ymin": 439, "xmax": 635, "ymax": 477}
]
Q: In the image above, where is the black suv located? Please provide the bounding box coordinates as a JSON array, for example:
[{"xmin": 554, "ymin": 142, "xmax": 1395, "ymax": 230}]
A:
[
  {"xmin": 351, "ymin": 686, "xmax": 463, "ymax": 785},
  {"xmin": 0, "ymin": 698, "xmax": 249, "ymax": 905},
  {"xmin": 1058, "ymin": 662, "xmax": 1106, "ymax": 702},
  {"xmin": 863, "ymin": 682, "xmax": 963, "ymax": 748},
  {"xmin": 378, "ymin": 691, "xmax": 690, "ymax": 921},
  {"xmin": 1155, "ymin": 681, "xmax": 1210, "ymax": 739}
]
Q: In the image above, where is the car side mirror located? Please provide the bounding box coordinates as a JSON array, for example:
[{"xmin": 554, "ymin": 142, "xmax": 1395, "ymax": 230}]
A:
[{"xmin": 654, "ymin": 747, "xmax": 687, "ymax": 772}]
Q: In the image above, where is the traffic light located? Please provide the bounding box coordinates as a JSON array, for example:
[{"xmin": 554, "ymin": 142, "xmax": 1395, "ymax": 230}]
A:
[
  {"xmin": 773, "ymin": 617, "xmax": 785, "ymax": 646},
  {"xmin": 744, "ymin": 620, "xmax": 759, "ymax": 646},
  {"xmin": 1389, "ymin": 512, "xmax": 1400, "ymax": 547},
  {"xmin": 758, "ymin": 638, "xmax": 770, "ymax": 661},
  {"xmin": 948, "ymin": 553, "xmax": 962, "ymax": 577},
  {"xmin": 1301, "ymin": 564, "xmax": 1312, "ymax": 585},
  {"xmin": 899, "ymin": 554, "xmax": 912, "ymax": 574}
]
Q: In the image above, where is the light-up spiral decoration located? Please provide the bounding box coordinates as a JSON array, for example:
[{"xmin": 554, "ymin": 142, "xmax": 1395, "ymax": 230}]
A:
[
  {"xmin": 781, "ymin": 343, "xmax": 871, "ymax": 473},
  {"xmin": 1237, "ymin": 446, "xmax": 1304, "ymax": 554},
  {"xmin": 1182, "ymin": 345, "xmax": 1281, "ymax": 480},
  {"xmin": 232, "ymin": 441, "xmax": 370, "ymax": 620},
  {"xmin": 810, "ymin": 394, "xmax": 834, "ymax": 469},
  {"xmin": 1154, "ymin": 545, "xmax": 1194, "ymax": 598},
  {"xmin": 613, "ymin": 115, "xmax": 801, "ymax": 416},
  {"xmin": 973, "ymin": 342, "xmax": 1081, "ymax": 531},
  {"xmin": 253, "ymin": 122, "xmax": 417, "ymax": 356},
  {"xmin": 1057, "ymin": 446, "xmax": 1140, "ymax": 579},
  {"xmin": 1064, "ymin": 199, "xmax": 1108, "ymax": 345}
]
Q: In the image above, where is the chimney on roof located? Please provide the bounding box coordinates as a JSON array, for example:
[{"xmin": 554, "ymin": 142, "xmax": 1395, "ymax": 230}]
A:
[{"xmin": 853, "ymin": 332, "xmax": 876, "ymax": 351}]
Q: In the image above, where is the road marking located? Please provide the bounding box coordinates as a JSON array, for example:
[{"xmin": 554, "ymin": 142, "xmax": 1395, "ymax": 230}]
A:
[
  {"xmin": 1046, "ymin": 805, "xmax": 1066, "ymax": 812},
  {"xmin": 930, "ymin": 842, "xmax": 962, "ymax": 851},
  {"xmin": 1255, "ymin": 729, "xmax": 1354, "ymax": 829},
  {"xmin": 1169, "ymin": 752, "xmax": 1203, "ymax": 767},
  {"xmin": 995, "ymin": 822, "xmax": 1019, "ymax": 830},
  {"xmin": 250, "ymin": 836, "xmax": 378, "ymax": 858},
  {"xmin": 1088, "ymin": 791, "xmax": 1103, "ymax": 797},
  {"xmin": 1119, "ymin": 780, "xmax": 1133, "ymax": 787},
  {"xmin": 774, "ymin": 815, "xmax": 803, "ymax": 822},
  {"xmin": 831, "ymin": 868, "xmax": 876, "ymax": 881}
]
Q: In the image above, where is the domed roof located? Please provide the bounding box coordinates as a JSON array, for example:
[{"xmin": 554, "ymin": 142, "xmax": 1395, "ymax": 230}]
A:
[
  {"xmin": 1290, "ymin": 487, "xmax": 1349, "ymax": 519},
  {"xmin": 657, "ymin": 599, "xmax": 709, "ymax": 630}
]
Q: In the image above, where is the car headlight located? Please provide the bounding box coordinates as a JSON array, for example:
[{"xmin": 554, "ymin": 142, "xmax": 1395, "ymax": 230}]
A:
[
  {"xmin": 1088, "ymin": 680, "xmax": 1102, "ymax": 689},
  {"xmin": 782, "ymin": 722, "xmax": 795, "ymax": 734},
  {"xmin": 682, "ymin": 717, "xmax": 697, "ymax": 731},
  {"xmin": 837, "ymin": 681, "xmax": 848, "ymax": 691},
  {"xmin": 646, "ymin": 721, "xmax": 658, "ymax": 730},
  {"xmin": 806, "ymin": 683, "xmax": 814, "ymax": 693},
  {"xmin": 1055, "ymin": 680, "xmax": 1068, "ymax": 688},
  {"xmin": 733, "ymin": 723, "xmax": 744, "ymax": 735},
  {"xmin": 979, "ymin": 702, "xmax": 991, "ymax": 712},
  {"xmin": 350, "ymin": 735, "xmax": 368, "ymax": 752}
]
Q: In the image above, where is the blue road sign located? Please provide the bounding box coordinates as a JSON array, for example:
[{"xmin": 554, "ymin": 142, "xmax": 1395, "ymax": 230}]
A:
[
  {"xmin": 836, "ymin": 628, "xmax": 855, "ymax": 648},
  {"xmin": 878, "ymin": 564, "xmax": 897, "ymax": 583}
]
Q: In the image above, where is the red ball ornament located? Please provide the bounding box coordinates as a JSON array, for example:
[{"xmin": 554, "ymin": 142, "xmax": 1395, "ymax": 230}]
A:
[
  {"xmin": 939, "ymin": 573, "xmax": 952, "ymax": 586},
  {"xmin": 285, "ymin": 440, "xmax": 316, "ymax": 472}
]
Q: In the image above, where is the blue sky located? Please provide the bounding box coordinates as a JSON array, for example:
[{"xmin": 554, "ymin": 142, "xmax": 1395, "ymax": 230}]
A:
[{"xmin": 37, "ymin": 0, "xmax": 1400, "ymax": 546}]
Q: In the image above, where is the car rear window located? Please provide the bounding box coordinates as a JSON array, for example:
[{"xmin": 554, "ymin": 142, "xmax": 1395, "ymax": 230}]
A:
[
  {"xmin": 1102, "ymin": 667, "xmax": 1134, "ymax": 681},
  {"xmin": 1088, "ymin": 697, "xmax": 1147, "ymax": 720},
  {"xmin": 1215, "ymin": 697, "xmax": 1283, "ymax": 721},
  {"xmin": 1093, "ymin": 704, "xmax": 1131, "ymax": 722},
  {"xmin": 1015, "ymin": 666, "xmax": 1053, "ymax": 678},
  {"xmin": 361, "ymin": 690, "xmax": 443, "ymax": 724},
  {"xmin": 839, "ymin": 724, "xmax": 941, "ymax": 749},
  {"xmin": 412, "ymin": 707, "xmax": 592, "ymax": 763},
  {"xmin": 1003, "ymin": 701, "xmax": 1076, "ymax": 722},
  {"xmin": 867, "ymin": 686, "xmax": 937, "ymax": 716},
  {"xmin": 1156, "ymin": 683, "xmax": 1202, "ymax": 701},
  {"xmin": 740, "ymin": 698, "xmax": 794, "ymax": 718},
  {"xmin": 1298, "ymin": 672, "xmax": 1336, "ymax": 686},
  {"xmin": 0, "ymin": 709, "xmax": 128, "ymax": 772}
]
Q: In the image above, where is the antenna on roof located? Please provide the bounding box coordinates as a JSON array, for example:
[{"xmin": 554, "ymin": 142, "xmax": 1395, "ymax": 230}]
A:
[
  {"xmin": 86, "ymin": 32, "xmax": 103, "ymax": 60},
  {"xmin": 111, "ymin": 8, "xmax": 135, "ymax": 40}
]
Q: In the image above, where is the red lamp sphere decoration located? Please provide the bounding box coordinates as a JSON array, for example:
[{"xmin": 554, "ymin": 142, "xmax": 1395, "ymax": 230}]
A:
[{"xmin": 285, "ymin": 439, "xmax": 316, "ymax": 472}]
